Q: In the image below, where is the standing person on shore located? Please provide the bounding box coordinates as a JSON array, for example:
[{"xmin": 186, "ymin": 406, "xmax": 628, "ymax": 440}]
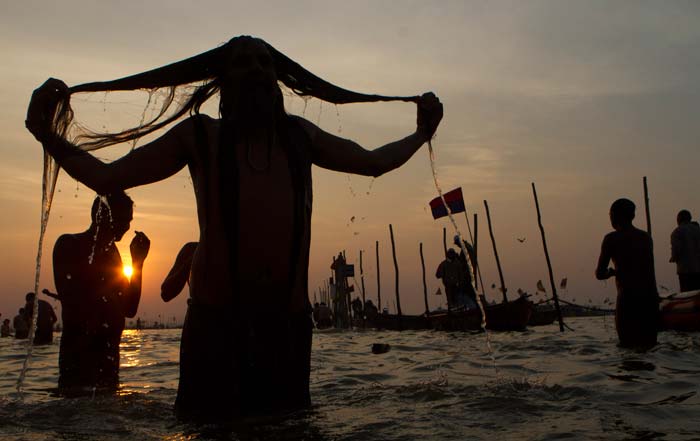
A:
[
  {"xmin": 25, "ymin": 35, "xmax": 442, "ymax": 420},
  {"xmin": 595, "ymin": 198, "xmax": 659, "ymax": 349},
  {"xmin": 670, "ymin": 209, "xmax": 700, "ymax": 292},
  {"xmin": 51, "ymin": 192, "xmax": 150, "ymax": 395}
]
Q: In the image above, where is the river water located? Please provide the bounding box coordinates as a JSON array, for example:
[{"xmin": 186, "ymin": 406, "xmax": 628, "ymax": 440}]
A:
[{"xmin": 1, "ymin": 317, "xmax": 699, "ymax": 440}]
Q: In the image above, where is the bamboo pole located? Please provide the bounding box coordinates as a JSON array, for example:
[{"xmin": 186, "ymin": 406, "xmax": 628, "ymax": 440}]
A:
[
  {"xmin": 643, "ymin": 176, "xmax": 652, "ymax": 238},
  {"xmin": 467, "ymin": 212, "xmax": 486, "ymax": 295},
  {"xmin": 389, "ymin": 224, "xmax": 403, "ymax": 329},
  {"xmin": 420, "ymin": 242, "xmax": 429, "ymax": 315},
  {"xmin": 360, "ymin": 250, "xmax": 366, "ymax": 306},
  {"xmin": 473, "ymin": 213, "xmax": 485, "ymax": 294},
  {"xmin": 532, "ymin": 183, "xmax": 565, "ymax": 332},
  {"xmin": 442, "ymin": 227, "xmax": 447, "ymax": 257},
  {"xmin": 375, "ymin": 240, "xmax": 381, "ymax": 311},
  {"xmin": 484, "ymin": 200, "xmax": 508, "ymax": 303},
  {"xmin": 360, "ymin": 249, "xmax": 366, "ymax": 327},
  {"xmin": 463, "ymin": 211, "xmax": 474, "ymax": 244}
]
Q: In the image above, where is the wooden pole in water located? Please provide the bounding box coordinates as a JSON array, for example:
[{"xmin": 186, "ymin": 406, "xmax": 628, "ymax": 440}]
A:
[
  {"xmin": 532, "ymin": 183, "xmax": 565, "ymax": 332},
  {"xmin": 442, "ymin": 227, "xmax": 447, "ymax": 257},
  {"xmin": 463, "ymin": 211, "xmax": 474, "ymax": 243},
  {"xmin": 360, "ymin": 249, "xmax": 366, "ymax": 327},
  {"xmin": 420, "ymin": 242, "xmax": 429, "ymax": 315},
  {"xmin": 643, "ymin": 176, "xmax": 652, "ymax": 238},
  {"xmin": 473, "ymin": 213, "xmax": 485, "ymax": 295},
  {"xmin": 375, "ymin": 240, "xmax": 381, "ymax": 311},
  {"xmin": 484, "ymin": 200, "xmax": 508, "ymax": 303},
  {"xmin": 389, "ymin": 224, "xmax": 403, "ymax": 329},
  {"xmin": 360, "ymin": 250, "xmax": 366, "ymax": 306}
]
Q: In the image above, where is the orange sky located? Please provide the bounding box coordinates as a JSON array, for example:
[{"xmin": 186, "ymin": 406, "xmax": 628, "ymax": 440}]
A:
[{"xmin": 1, "ymin": 1, "xmax": 699, "ymax": 322}]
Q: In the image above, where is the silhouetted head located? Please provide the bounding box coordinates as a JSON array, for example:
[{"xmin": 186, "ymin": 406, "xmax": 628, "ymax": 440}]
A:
[
  {"xmin": 19, "ymin": 308, "xmax": 24, "ymax": 315},
  {"xmin": 609, "ymin": 198, "xmax": 635, "ymax": 230},
  {"xmin": 447, "ymin": 248, "xmax": 458, "ymax": 260},
  {"xmin": 91, "ymin": 191, "xmax": 134, "ymax": 241},
  {"xmin": 218, "ymin": 36, "xmax": 282, "ymax": 127},
  {"xmin": 25, "ymin": 292, "xmax": 35, "ymax": 302},
  {"xmin": 677, "ymin": 209, "xmax": 692, "ymax": 226}
]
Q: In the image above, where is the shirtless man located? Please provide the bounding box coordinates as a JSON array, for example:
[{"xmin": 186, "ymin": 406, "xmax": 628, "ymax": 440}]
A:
[
  {"xmin": 52, "ymin": 192, "xmax": 150, "ymax": 394},
  {"xmin": 26, "ymin": 36, "xmax": 442, "ymax": 420},
  {"xmin": 596, "ymin": 198, "xmax": 659, "ymax": 349}
]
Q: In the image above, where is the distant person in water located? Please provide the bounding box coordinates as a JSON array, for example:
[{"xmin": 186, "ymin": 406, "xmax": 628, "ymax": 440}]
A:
[
  {"xmin": 670, "ymin": 209, "xmax": 700, "ymax": 292},
  {"xmin": 51, "ymin": 192, "xmax": 150, "ymax": 395},
  {"xmin": 596, "ymin": 198, "xmax": 659, "ymax": 349},
  {"xmin": 312, "ymin": 302, "xmax": 333, "ymax": 328},
  {"xmin": 1, "ymin": 319, "xmax": 10, "ymax": 337},
  {"xmin": 436, "ymin": 248, "xmax": 462, "ymax": 310},
  {"xmin": 453, "ymin": 236, "xmax": 479, "ymax": 309},
  {"xmin": 26, "ymin": 36, "xmax": 442, "ymax": 420},
  {"xmin": 24, "ymin": 292, "xmax": 57, "ymax": 344},
  {"xmin": 161, "ymin": 242, "xmax": 198, "ymax": 303},
  {"xmin": 13, "ymin": 308, "xmax": 29, "ymax": 339}
]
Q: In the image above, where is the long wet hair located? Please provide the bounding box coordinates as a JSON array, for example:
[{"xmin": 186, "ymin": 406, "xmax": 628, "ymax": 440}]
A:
[{"xmin": 51, "ymin": 35, "xmax": 418, "ymax": 151}]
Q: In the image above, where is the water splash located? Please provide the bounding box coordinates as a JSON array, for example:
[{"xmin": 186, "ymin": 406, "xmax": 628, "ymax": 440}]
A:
[
  {"xmin": 131, "ymin": 91, "xmax": 155, "ymax": 151},
  {"xmin": 334, "ymin": 104, "xmax": 343, "ymax": 134},
  {"xmin": 316, "ymin": 101, "xmax": 323, "ymax": 126},
  {"xmin": 16, "ymin": 151, "xmax": 60, "ymax": 393},
  {"xmin": 426, "ymin": 139, "xmax": 497, "ymax": 373},
  {"xmin": 88, "ymin": 196, "xmax": 112, "ymax": 265}
]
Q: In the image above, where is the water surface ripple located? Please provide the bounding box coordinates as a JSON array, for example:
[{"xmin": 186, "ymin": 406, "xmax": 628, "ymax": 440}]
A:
[{"xmin": 1, "ymin": 317, "xmax": 699, "ymax": 440}]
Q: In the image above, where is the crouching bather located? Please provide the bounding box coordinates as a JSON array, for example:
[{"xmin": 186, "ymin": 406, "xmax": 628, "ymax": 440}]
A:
[{"xmin": 26, "ymin": 35, "xmax": 442, "ymax": 420}]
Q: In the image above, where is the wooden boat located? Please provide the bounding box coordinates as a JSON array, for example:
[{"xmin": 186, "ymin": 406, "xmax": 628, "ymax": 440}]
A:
[
  {"xmin": 363, "ymin": 296, "xmax": 533, "ymax": 332},
  {"xmin": 363, "ymin": 313, "xmax": 432, "ymax": 331},
  {"xmin": 448, "ymin": 297, "xmax": 532, "ymax": 331},
  {"xmin": 528, "ymin": 305, "xmax": 557, "ymax": 326},
  {"xmin": 660, "ymin": 290, "xmax": 700, "ymax": 332}
]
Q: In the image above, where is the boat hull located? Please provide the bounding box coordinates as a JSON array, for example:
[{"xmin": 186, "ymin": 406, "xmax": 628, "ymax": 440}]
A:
[
  {"xmin": 362, "ymin": 297, "xmax": 533, "ymax": 332},
  {"xmin": 660, "ymin": 290, "xmax": 700, "ymax": 332}
]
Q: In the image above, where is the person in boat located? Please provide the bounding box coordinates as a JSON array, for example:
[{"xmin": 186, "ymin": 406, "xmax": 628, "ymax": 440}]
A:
[
  {"xmin": 364, "ymin": 299, "xmax": 379, "ymax": 321},
  {"xmin": 24, "ymin": 292, "xmax": 57, "ymax": 345},
  {"xmin": 313, "ymin": 302, "xmax": 333, "ymax": 328},
  {"xmin": 351, "ymin": 297, "xmax": 364, "ymax": 320},
  {"xmin": 436, "ymin": 248, "xmax": 462, "ymax": 310},
  {"xmin": 453, "ymin": 235, "xmax": 478, "ymax": 309},
  {"xmin": 25, "ymin": 36, "xmax": 442, "ymax": 420},
  {"xmin": 595, "ymin": 198, "xmax": 659, "ymax": 349},
  {"xmin": 13, "ymin": 308, "xmax": 29, "ymax": 339},
  {"xmin": 670, "ymin": 209, "xmax": 700, "ymax": 292},
  {"xmin": 161, "ymin": 242, "xmax": 198, "ymax": 303},
  {"xmin": 50, "ymin": 192, "xmax": 150, "ymax": 395}
]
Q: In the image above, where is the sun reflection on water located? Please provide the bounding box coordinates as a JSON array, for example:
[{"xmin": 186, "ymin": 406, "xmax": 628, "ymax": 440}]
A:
[{"xmin": 120, "ymin": 329, "xmax": 142, "ymax": 369}]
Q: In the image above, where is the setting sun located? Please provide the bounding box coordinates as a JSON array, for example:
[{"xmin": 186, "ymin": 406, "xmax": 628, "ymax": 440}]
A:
[{"xmin": 123, "ymin": 265, "xmax": 134, "ymax": 278}]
